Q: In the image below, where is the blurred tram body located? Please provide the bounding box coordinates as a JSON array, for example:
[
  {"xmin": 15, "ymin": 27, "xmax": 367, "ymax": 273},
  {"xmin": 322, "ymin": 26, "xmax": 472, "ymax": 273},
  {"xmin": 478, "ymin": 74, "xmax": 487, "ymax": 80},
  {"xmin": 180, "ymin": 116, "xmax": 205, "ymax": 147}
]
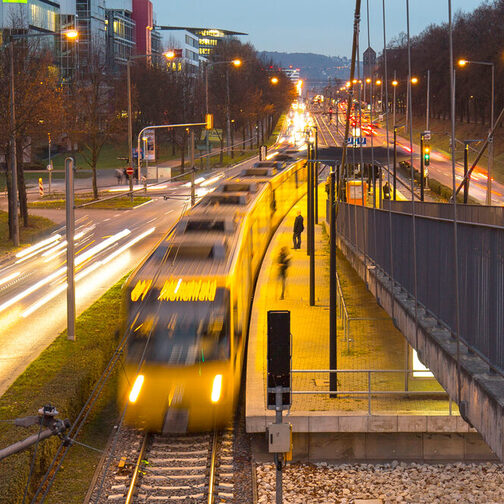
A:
[{"xmin": 121, "ymin": 156, "xmax": 307, "ymax": 433}]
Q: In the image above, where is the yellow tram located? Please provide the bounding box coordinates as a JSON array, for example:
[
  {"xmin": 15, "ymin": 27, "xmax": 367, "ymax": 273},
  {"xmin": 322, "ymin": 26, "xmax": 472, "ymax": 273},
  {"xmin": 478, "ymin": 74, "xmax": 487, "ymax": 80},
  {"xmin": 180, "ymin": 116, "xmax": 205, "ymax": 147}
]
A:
[{"xmin": 120, "ymin": 157, "xmax": 307, "ymax": 433}]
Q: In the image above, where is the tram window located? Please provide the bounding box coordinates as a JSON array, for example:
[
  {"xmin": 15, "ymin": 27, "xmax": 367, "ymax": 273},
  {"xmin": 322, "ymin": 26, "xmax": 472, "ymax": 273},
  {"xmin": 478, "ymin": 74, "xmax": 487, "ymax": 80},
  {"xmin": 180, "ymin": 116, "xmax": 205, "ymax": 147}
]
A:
[
  {"xmin": 185, "ymin": 220, "xmax": 226, "ymax": 232},
  {"xmin": 127, "ymin": 289, "xmax": 230, "ymax": 365},
  {"xmin": 206, "ymin": 195, "xmax": 247, "ymax": 206}
]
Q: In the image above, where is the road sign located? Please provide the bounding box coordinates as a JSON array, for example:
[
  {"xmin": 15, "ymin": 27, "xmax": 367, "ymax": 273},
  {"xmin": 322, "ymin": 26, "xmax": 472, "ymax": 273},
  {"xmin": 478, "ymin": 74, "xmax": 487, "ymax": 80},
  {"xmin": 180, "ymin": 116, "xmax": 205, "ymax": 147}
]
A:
[
  {"xmin": 423, "ymin": 130, "xmax": 431, "ymax": 140},
  {"xmin": 346, "ymin": 137, "xmax": 367, "ymax": 146},
  {"xmin": 126, "ymin": 166, "xmax": 134, "ymax": 176},
  {"xmin": 38, "ymin": 178, "xmax": 44, "ymax": 197}
]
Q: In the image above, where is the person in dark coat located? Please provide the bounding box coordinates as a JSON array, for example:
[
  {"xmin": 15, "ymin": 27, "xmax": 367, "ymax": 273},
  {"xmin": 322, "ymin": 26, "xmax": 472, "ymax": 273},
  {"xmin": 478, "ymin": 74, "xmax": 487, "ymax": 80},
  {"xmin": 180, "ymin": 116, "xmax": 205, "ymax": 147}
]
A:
[
  {"xmin": 293, "ymin": 211, "xmax": 304, "ymax": 249},
  {"xmin": 383, "ymin": 181, "xmax": 391, "ymax": 200}
]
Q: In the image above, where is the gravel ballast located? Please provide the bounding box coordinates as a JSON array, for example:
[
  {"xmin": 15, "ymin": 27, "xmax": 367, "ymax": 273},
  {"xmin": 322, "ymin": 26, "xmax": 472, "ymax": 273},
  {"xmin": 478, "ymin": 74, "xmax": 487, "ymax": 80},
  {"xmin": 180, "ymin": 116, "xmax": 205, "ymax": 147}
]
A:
[{"xmin": 256, "ymin": 461, "xmax": 504, "ymax": 503}]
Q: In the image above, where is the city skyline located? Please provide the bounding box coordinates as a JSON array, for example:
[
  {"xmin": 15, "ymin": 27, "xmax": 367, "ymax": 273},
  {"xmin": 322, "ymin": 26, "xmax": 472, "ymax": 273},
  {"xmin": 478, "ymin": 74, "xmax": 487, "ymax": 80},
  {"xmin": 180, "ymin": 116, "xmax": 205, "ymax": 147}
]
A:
[{"xmin": 152, "ymin": 0, "xmax": 486, "ymax": 57}]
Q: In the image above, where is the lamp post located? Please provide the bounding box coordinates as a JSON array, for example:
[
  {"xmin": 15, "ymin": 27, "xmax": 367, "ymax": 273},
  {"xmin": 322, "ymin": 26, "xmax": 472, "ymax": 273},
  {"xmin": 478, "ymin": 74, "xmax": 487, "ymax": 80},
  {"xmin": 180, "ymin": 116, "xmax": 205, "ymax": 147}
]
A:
[
  {"xmin": 5, "ymin": 29, "xmax": 78, "ymax": 247},
  {"xmin": 204, "ymin": 58, "xmax": 242, "ymax": 167},
  {"xmin": 127, "ymin": 50, "xmax": 176, "ymax": 192},
  {"xmin": 458, "ymin": 58, "xmax": 495, "ymax": 205},
  {"xmin": 392, "ymin": 75, "xmax": 398, "ymax": 129}
]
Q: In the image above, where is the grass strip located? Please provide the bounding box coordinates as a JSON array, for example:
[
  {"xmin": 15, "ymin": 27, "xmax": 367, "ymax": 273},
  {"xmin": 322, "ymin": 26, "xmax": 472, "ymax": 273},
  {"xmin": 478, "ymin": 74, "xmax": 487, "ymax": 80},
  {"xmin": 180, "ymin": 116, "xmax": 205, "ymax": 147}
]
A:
[
  {"xmin": 0, "ymin": 277, "xmax": 125, "ymax": 503},
  {"xmin": 0, "ymin": 211, "xmax": 57, "ymax": 257},
  {"xmin": 29, "ymin": 196, "xmax": 151, "ymax": 210}
]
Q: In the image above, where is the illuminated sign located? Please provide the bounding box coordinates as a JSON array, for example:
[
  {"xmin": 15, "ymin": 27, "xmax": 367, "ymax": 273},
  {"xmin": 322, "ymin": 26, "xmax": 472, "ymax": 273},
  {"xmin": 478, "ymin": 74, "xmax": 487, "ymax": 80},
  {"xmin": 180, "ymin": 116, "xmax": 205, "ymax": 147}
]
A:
[
  {"xmin": 158, "ymin": 279, "xmax": 217, "ymax": 302},
  {"xmin": 200, "ymin": 38, "xmax": 217, "ymax": 46},
  {"xmin": 130, "ymin": 278, "xmax": 217, "ymax": 302},
  {"xmin": 3, "ymin": 0, "xmax": 28, "ymax": 3},
  {"xmin": 198, "ymin": 30, "xmax": 224, "ymax": 38},
  {"xmin": 130, "ymin": 279, "xmax": 152, "ymax": 302}
]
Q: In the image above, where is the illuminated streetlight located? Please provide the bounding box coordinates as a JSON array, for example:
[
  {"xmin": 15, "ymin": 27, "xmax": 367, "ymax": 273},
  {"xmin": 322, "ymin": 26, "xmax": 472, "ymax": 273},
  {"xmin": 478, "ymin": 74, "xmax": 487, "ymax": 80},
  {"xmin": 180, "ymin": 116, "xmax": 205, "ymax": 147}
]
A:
[
  {"xmin": 457, "ymin": 57, "xmax": 495, "ymax": 204},
  {"xmin": 64, "ymin": 29, "xmax": 79, "ymax": 40},
  {"xmin": 270, "ymin": 76, "xmax": 279, "ymax": 85},
  {"xmin": 164, "ymin": 49, "xmax": 175, "ymax": 59},
  {"xmin": 232, "ymin": 59, "xmax": 242, "ymax": 67}
]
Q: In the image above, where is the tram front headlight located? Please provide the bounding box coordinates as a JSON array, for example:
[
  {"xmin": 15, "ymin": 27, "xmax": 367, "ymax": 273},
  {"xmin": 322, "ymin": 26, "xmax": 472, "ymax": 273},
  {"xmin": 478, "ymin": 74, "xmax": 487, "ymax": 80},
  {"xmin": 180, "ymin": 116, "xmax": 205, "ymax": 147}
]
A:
[
  {"xmin": 129, "ymin": 374, "xmax": 144, "ymax": 403},
  {"xmin": 211, "ymin": 374, "xmax": 223, "ymax": 403}
]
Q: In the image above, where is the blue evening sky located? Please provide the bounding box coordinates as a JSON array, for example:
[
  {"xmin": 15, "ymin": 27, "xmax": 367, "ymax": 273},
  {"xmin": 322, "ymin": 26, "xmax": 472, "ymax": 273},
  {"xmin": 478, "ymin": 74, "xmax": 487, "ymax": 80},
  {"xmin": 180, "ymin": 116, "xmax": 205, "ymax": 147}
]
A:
[{"xmin": 152, "ymin": 0, "xmax": 486, "ymax": 57}]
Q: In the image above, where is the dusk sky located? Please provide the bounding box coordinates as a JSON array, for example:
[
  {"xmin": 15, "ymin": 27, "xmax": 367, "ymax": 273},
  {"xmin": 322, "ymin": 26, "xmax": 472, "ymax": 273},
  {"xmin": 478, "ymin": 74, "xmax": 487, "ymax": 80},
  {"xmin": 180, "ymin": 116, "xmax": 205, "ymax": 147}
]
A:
[{"xmin": 152, "ymin": 0, "xmax": 486, "ymax": 57}]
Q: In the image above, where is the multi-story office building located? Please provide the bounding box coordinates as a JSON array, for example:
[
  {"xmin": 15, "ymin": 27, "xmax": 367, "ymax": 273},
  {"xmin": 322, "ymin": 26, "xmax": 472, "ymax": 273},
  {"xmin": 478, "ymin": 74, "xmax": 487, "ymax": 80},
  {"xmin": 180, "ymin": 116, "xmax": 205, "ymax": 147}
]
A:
[
  {"xmin": 163, "ymin": 29, "xmax": 200, "ymax": 74},
  {"xmin": 105, "ymin": 0, "xmax": 135, "ymax": 70},
  {"xmin": 76, "ymin": 0, "xmax": 106, "ymax": 67}
]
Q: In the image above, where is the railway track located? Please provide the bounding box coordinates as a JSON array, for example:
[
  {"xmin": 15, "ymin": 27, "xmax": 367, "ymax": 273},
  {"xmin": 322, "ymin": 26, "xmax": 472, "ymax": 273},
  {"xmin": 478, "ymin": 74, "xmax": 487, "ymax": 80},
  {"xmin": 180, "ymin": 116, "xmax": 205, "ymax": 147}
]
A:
[{"xmin": 87, "ymin": 426, "xmax": 235, "ymax": 503}]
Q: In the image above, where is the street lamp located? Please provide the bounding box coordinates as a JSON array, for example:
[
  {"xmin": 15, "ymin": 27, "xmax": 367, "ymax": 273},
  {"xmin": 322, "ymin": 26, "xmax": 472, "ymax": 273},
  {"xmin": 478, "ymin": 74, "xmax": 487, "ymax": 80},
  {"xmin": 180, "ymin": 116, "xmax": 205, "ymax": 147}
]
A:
[
  {"xmin": 6, "ymin": 28, "xmax": 78, "ymax": 247},
  {"xmin": 390, "ymin": 75, "xmax": 418, "ymax": 132},
  {"xmin": 458, "ymin": 58, "xmax": 495, "ymax": 205},
  {"xmin": 270, "ymin": 76, "xmax": 279, "ymax": 85},
  {"xmin": 204, "ymin": 58, "xmax": 242, "ymax": 164},
  {"xmin": 127, "ymin": 50, "xmax": 176, "ymax": 189}
]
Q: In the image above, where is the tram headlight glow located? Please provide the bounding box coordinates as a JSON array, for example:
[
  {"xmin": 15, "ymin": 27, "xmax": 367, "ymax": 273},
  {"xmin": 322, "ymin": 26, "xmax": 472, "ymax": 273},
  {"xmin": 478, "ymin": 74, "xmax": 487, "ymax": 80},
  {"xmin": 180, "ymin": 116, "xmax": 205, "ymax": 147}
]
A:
[
  {"xmin": 129, "ymin": 374, "xmax": 144, "ymax": 403},
  {"xmin": 211, "ymin": 374, "xmax": 223, "ymax": 403}
]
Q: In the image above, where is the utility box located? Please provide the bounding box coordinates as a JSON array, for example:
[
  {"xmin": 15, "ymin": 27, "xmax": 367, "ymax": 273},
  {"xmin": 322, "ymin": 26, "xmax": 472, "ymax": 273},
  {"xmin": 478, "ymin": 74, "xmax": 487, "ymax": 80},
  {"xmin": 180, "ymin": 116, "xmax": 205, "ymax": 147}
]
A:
[{"xmin": 267, "ymin": 423, "xmax": 292, "ymax": 453}]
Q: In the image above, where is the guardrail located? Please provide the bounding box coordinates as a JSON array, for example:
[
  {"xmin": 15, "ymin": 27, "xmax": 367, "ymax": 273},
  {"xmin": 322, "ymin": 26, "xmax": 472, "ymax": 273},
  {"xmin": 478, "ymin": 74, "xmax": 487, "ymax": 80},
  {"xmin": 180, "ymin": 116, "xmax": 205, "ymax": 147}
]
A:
[{"xmin": 291, "ymin": 369, "xmax": 453, "ymax": 416}]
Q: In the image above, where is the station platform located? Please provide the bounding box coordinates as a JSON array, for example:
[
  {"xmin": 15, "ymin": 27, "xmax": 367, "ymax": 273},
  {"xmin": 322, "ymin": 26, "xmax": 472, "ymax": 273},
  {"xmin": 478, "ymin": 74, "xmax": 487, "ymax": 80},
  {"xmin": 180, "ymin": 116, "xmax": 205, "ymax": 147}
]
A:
[{"xmin": 246, "ymin": 186, "xmax": 496, "ymax": 461}]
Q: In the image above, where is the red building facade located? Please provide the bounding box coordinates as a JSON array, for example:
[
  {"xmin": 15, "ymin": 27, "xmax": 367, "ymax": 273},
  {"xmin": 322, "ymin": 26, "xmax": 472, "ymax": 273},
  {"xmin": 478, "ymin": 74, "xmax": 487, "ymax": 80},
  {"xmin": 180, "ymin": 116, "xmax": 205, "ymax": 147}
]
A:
[{"xmin": 132, "ymin": 0, "xmax": 153, "ymax": 55}]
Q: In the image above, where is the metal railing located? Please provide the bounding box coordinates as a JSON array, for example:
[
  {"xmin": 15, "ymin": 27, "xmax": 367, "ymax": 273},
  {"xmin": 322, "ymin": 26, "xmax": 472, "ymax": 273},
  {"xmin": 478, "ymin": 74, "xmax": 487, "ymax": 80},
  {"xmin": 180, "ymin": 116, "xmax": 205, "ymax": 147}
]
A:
[
  {"xmin": 334, "ymin": 201, "xmax": 504, "ymax": 377},
  {"xmin": 336, "ymin": 272, "xmax": 390, "ymax": 352},
  {"xmin": 291, "ymin": 369, "xmax": 452, "ymax": 416}
]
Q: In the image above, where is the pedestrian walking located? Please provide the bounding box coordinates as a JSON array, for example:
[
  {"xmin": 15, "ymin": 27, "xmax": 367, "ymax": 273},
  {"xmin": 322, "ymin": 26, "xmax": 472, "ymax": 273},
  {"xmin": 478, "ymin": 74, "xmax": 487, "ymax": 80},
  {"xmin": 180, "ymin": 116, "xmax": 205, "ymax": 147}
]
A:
[
  {"xmin": 293, "ymin": 210, "xmax": 304, "ymax": 249},
  {"xmin": 115, "ymin": 168, "xmax": 123, "ymax": 185},
  {"xmin": 278, "ymin": 246, "xmax": 291, "ymax": 300}
]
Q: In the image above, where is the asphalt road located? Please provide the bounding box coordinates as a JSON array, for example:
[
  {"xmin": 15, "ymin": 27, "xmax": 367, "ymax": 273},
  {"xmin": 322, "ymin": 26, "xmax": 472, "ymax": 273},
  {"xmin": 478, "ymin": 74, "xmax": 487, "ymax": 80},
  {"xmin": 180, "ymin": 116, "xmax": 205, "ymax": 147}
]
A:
[{"xmin": 313, "ymin": 106, "xmax": 504, "ymax": 205}]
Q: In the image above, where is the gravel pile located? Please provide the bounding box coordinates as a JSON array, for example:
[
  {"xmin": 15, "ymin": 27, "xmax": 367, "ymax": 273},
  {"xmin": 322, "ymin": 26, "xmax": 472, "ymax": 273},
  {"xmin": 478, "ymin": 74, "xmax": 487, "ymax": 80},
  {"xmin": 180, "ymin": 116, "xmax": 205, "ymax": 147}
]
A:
[{"xmin": 256, "ymin": 461, "xmax": 504, "ymax": 503}]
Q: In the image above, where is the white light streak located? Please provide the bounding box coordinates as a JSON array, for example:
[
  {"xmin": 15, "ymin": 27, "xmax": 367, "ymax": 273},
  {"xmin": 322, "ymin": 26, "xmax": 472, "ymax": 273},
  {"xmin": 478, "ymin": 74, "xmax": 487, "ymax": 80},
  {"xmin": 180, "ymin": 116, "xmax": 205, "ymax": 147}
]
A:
[
  {"xmin": 0, "ymin": 271, "xmax": 20, "ymax": 286},
  {"xmin": 200, "ymin": 174, "xmax": 224, "ymax": 187},
  {"xmin": 15, "ymin": 234, "xmax": 61, "ymax": 259},
  {"xmin": 0, "ymin": 267, "xmax": 65, "ymax": 315},
  {"xmin": 75, "ymin": 229, "xmax": 131, "ymax": 266}
]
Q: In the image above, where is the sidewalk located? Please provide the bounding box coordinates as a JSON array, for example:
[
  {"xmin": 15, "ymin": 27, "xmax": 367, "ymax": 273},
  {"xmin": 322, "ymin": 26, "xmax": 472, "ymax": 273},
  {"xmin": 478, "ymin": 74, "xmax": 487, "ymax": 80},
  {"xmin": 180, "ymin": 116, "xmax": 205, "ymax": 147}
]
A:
[{"xmin": 246, "ymin": 185, "xmax": 464, "ymax": 431}]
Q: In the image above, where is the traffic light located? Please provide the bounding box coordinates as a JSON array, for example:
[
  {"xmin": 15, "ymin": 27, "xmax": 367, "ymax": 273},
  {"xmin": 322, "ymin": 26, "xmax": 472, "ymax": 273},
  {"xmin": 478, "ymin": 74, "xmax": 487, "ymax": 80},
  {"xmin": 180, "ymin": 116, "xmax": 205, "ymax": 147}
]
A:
[
  {"xmin": 423, "ymin": 145, "xmax": 430, "ymax": 167},
  {"xmin": 205, "ymin": 114, "xmax": 213, "ymax": 130}
]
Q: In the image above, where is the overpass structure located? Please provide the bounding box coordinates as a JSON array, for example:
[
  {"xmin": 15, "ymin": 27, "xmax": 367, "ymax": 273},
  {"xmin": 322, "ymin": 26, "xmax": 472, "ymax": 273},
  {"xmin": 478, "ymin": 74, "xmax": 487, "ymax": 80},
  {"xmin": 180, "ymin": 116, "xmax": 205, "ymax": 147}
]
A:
[{"xmin": 333, "ymin": 199, "xmax": 504, "ymax": 459}]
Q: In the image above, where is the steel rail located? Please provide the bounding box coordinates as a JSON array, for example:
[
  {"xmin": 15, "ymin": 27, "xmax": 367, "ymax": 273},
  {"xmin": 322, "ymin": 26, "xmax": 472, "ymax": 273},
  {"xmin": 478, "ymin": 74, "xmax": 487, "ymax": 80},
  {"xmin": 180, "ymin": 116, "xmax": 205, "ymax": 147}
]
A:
[
  {"xmin": 207, "ymin": 429, "xmax": 219, "ymax": 504},
  {"xmin": 125, "ymin": 433, "xmax": 149, "ymax": 504}
]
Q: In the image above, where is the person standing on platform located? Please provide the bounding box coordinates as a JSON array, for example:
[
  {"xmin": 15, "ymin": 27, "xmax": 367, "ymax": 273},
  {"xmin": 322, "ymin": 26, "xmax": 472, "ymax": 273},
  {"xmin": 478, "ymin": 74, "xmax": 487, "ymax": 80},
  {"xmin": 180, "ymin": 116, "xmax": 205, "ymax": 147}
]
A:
[
  {"xmin": 293, "ymin": 210, "xmax": 304, "ymax": 249},
  {"xmin": 383, "ymin": 181, "xmax": 391, "ymax": 200},
  {"xmin": 278, "ymin": 246, "xmax": 291, "ymax": 300}
]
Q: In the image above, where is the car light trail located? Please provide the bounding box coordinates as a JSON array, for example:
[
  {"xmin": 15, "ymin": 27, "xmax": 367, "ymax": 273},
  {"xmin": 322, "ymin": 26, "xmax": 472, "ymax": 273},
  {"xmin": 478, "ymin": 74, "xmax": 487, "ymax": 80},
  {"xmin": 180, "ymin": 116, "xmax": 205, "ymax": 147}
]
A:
[
  {"xmin": 74, "ymin": 229, "xmax": 131, "ymax": 267},
  {"xmin": 101, "ymin": 227, "xmax": 155, "ymax": 265},
  {"xmin": 22, "ymin": 228, "xmax": 155, "ymax": 317},
  {"xmin": 0, "ymin": 267, "xmax": 65, "ymax": 315},
  {"xmin": 200, "ymin": 174, "xmax": 224, "ymax": 187},
  {"xmin": 15, "ymin": 234, "xmax": 62, "ymax": 259},
  {"xmin": 0, "ymin": 271, "xmax": 20, "ymax": 286}
]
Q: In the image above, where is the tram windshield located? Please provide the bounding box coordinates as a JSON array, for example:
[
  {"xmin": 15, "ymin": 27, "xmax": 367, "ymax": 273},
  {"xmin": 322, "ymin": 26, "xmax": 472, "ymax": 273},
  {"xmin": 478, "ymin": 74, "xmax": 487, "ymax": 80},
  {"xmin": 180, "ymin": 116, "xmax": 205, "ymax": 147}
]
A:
[{"xmin": 127, "ymin": 288, "xmax": 230, "ymax": 365}]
